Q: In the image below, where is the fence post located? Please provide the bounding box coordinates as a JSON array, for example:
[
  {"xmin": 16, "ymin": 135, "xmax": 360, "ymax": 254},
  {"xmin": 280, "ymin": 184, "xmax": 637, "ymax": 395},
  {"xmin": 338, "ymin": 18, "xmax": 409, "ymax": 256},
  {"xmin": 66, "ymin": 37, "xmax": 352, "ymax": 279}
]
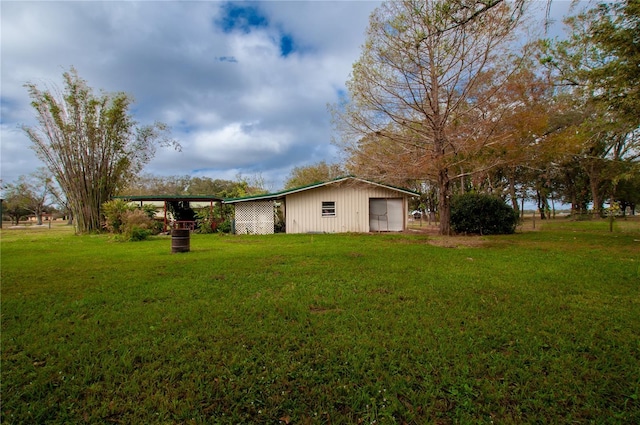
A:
[{"xmin": 532, "ymin": 210, "xmax": 536, "ymax": 230}]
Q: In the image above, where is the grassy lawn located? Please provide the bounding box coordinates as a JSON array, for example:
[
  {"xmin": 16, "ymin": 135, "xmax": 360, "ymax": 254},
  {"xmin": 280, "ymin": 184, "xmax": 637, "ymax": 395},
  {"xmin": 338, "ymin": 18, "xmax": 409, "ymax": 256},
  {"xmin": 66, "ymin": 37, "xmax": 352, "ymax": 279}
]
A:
[{"xmin": 1, "ymin": 218, "xmax": 639, "ymax": 424}]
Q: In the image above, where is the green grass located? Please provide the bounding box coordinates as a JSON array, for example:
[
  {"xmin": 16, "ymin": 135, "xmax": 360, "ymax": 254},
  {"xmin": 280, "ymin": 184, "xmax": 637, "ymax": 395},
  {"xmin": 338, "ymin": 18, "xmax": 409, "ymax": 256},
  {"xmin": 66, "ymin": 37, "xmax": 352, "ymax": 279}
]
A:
[{"xmin": 2, "ymin": 219, "xmax": 639, "ymax": 424}]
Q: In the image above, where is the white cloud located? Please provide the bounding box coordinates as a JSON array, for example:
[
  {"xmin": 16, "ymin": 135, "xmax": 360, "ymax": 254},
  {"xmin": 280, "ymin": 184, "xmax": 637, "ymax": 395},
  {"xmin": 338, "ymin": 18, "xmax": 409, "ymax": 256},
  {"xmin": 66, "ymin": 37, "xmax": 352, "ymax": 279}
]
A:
[{"xmin": 192, "ymin": 121, "xmax": 293, "ymax": 165}]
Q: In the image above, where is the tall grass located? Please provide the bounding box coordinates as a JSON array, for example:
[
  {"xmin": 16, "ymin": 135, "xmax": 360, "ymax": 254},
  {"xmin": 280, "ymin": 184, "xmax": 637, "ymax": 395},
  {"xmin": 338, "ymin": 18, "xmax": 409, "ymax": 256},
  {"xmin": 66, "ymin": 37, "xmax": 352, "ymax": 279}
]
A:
[{"xmin": 2, "ymin": 219, "xmax": 639, "ymax": 424}]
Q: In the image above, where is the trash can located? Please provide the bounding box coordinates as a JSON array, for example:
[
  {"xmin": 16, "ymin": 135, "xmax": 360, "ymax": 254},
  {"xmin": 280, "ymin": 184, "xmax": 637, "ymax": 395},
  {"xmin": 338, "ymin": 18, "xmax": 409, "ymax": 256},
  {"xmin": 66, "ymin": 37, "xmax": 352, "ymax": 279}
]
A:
[{"xmin": 171, "ymin": 228, "xmax": 190, "ymax": 253}]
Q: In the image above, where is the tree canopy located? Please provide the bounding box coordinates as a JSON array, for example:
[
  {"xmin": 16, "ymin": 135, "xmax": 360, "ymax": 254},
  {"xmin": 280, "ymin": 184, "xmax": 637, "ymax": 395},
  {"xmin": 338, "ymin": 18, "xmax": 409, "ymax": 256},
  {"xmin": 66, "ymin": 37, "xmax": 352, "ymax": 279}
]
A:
[
  {"xmin": 284, "ymin": 161, "xmax": 345, "ymax": 189},
  {"xmin": 121, "ymin": 174, "xmax": 267, "ymax": 199}
]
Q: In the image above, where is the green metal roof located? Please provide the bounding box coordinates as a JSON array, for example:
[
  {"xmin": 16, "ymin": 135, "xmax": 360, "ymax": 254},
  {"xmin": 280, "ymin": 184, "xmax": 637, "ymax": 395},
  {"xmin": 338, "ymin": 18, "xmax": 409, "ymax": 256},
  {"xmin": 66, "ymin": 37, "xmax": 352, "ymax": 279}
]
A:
[
  {"xmin": 223, "ymin": 176, "xmax": 419, "ymax": 204},
  {"xmin": 113, "ymin": 195, "xmax": 224, "ymax": 202}
]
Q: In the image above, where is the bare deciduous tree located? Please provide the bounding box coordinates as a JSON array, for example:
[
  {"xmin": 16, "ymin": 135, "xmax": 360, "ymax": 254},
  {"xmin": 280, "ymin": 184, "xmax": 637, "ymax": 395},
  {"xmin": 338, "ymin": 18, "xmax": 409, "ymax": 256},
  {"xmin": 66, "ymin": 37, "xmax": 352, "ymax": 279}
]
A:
[{"xmin": 333, "ymin": 0, "xmax": 526, "ymax": 235}]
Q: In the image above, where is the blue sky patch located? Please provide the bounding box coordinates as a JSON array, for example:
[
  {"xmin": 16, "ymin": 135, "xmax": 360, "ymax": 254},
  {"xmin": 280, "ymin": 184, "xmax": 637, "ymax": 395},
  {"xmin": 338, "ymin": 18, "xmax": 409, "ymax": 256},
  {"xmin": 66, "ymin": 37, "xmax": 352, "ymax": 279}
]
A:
[
  {"xmin": 217, "ymin": 2, "xmax": 268, "ymax": 33},
  {"xmin": 217, "ymin": 2, "xmax": 297, "ymax": 58},
  {"xmin": 280, "ymin": 34, "xmax": 294, "ymax": 57}
]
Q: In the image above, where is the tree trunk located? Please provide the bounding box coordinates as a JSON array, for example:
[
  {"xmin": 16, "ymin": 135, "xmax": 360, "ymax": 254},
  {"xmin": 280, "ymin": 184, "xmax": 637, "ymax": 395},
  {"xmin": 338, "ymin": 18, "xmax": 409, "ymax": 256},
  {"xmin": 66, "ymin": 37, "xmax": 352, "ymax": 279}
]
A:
[
  {"xmin": 584, "ymin": 160, "xmax": 604, "ymax": 218},
  {"xmin": 536, "ymin": 190, "xmax": 548, "ymax": 220},
  {"xmin": 508, "ymin": 173, "xmax": 519, "ymax": 214},
  {"xmin": 570, "ymin": 191, "xmax": 578, "ymax": 216},
  {"xmin": 438, "ymin": 167, "xmax": 451, "ymax": 236},
  {"xmin": 589, "ymin": 175, "xmax": 602, "ymax": 218}
]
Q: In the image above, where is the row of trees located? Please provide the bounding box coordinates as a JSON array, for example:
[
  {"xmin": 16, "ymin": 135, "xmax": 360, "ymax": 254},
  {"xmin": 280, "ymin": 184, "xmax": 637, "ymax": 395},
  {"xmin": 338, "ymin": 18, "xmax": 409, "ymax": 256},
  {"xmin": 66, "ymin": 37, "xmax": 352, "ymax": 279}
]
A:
[
  {"xmin": 121, "ymin": 173, "xmax": 268, "ymax": 199},
  {"xmin": 1, "ymin": 169, "xmax": 65, "ymax": 225}
]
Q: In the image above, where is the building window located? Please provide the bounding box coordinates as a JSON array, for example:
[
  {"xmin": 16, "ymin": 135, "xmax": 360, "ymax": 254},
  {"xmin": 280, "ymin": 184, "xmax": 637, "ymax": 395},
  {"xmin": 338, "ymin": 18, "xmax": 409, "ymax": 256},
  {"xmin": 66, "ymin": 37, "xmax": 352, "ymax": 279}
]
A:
[{"xmin": 322, "ymin": 201, "xmax": 336, "ymax": 217}]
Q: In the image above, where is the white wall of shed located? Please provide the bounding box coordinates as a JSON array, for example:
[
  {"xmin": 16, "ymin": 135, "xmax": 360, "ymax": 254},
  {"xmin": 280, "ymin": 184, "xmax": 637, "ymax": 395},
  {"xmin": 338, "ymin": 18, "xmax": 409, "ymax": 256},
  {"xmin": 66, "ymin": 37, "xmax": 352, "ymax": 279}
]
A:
[{"xmin": 285, "ymin": 183, "xmax": 408, "ymax": 233}]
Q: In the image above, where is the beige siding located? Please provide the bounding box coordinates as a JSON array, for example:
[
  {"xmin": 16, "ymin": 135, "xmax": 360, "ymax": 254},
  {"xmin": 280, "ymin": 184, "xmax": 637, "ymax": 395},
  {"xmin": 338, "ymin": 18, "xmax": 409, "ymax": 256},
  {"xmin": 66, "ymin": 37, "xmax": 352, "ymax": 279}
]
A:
[{"xmin": 285, "ymin": 182, "xmax": 408, "ymax": 233}]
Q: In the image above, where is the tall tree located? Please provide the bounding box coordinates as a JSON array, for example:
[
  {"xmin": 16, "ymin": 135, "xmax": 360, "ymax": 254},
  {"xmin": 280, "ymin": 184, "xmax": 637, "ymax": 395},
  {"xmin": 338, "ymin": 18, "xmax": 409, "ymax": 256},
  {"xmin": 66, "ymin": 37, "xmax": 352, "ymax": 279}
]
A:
[
  {"xmin": 540, "ymin": 3, "xmax": 640, "ymax": 216},
  {"xmin": 333, "ymin": 0, "xmax": 525, "ymax": 234},
  {"xmin": 23, "ymin": 68, "xmax": 178, "ymax": 233}
]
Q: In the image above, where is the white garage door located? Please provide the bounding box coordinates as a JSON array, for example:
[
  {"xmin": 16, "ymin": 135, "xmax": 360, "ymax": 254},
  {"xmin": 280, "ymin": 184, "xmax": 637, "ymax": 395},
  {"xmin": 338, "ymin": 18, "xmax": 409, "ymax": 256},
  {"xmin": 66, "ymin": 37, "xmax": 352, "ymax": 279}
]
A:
[{"xmin": 369, "ymin": 198, "xmax": 404, "ymax": 232}]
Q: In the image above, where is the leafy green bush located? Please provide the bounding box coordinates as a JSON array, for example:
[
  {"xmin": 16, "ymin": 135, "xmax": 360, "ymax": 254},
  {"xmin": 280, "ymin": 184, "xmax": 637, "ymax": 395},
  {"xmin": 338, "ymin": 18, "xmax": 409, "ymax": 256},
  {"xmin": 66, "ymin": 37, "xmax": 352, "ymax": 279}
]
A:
[
  {"xmin": 127, "ymin": 226, "xmax": 152, "ymax": 241},
  {"xmin": 103, "ymin": 200, "xmax": 162, "ymax": 237},
  {"xmin": 275, "ymin": 205, "xmax": 285, "ymax": 233},
  {"xmin": 141, "ymin": 204, "xmax": 159, "ymax": 220},
  {"xmin": 195, "ymin": 209, "xmax": 215, "ymax": 234},
  {"xmin": 121, "ymin": 209, "xmax": 154, "ymax": 241},
  {"xmin": 216, "ymin": 218, "xmax": 233, "ymax": 234},
  {"xmin": 451, "ymin": 193, "xmax": 518, "ymax": 235},
  {"xmin": 102, "ymin": 199, "xmax": 135, "ymax": 233}
]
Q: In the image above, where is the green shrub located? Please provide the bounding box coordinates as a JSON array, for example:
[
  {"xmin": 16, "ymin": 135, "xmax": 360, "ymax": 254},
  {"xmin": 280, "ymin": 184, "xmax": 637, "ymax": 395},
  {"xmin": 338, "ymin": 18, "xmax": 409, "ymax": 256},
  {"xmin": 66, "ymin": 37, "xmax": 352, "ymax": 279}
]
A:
[
  {"xmin": 216, "ymin": 218, "xmax": 233, "ymax": 234},
  {"xmin": 121, "ymin": 209, "xmax": 154, "ymax": 241},
  {"xmin": 127, "ymin": 226, "xmax": 152, "ymax": 241},
  {"xmin": 102, "ymin": 199, "xmax": 136, "ymax": 233},
  {"xmin": 451, "ymin": 193, "xmax": 518, "ymax": 235},
  {"xmin": 141, "ymin": 204, "xmax": 159, "ymax": 220},
  {"xmin": 195, "ymin": 209, "xmax": 215, "ymax": 234},
  {"xmin": 103, "ymin": 200, "xmax": 162, "ymax": 237}
]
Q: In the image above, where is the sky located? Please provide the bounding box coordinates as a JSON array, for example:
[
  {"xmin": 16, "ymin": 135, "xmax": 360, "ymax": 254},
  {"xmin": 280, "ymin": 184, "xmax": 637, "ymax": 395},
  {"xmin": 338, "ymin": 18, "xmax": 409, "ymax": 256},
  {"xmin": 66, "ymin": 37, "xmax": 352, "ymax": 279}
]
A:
[{"xmin": 0, "ymin": 1, "xmax": 579, "ymax": 193}]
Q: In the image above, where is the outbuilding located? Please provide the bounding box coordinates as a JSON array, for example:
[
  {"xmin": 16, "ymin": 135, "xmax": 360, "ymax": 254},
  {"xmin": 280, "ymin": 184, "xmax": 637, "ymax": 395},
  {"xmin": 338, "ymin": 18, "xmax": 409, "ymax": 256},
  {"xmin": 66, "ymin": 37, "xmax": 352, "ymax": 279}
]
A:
[{"xmin": 224, "ymin": 176, "xmax": 418, "ymax": 234}]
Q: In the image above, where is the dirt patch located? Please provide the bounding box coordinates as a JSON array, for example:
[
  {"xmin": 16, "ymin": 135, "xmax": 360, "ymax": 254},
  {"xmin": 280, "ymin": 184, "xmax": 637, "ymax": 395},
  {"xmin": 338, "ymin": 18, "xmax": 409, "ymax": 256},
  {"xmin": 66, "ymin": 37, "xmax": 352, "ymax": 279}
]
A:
[
  {"xmin": 425, "ymin": 236, "xmax": 487, "ymax": 248},
  {"xmin": 6, "ymin": 225, "xmax": 50, "ymax": 230},
  {"xmin": 405, "ymin": 227, "xmax": 488, "ymax": 248},
  {"xmin": 309, "ymin": 305, "xmax": 342, "ymax": 314}
]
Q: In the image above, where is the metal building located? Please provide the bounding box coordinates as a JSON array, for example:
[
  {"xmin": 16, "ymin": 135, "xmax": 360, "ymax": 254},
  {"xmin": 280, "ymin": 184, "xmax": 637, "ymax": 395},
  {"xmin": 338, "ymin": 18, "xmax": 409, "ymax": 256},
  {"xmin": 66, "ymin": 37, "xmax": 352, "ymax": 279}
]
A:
[{"xmin": 224, "ymin": 177, "xmax": 418, "ymax": 234}]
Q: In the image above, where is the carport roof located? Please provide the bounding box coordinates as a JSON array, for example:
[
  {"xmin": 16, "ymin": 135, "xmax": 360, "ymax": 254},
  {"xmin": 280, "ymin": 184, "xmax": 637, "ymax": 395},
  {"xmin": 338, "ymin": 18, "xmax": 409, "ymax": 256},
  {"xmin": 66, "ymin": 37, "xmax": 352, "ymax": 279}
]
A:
[{"xmin": 113, "ymin": 195, "xmax": 225, "ymax": 202}]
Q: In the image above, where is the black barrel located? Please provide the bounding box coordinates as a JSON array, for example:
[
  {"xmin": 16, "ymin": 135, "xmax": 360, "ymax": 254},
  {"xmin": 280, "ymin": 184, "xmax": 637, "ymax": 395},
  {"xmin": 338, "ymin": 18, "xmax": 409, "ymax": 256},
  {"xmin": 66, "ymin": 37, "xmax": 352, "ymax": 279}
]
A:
[{"xmin": 171, "ymin": 228, "xmax": 190, "ymax": 253}]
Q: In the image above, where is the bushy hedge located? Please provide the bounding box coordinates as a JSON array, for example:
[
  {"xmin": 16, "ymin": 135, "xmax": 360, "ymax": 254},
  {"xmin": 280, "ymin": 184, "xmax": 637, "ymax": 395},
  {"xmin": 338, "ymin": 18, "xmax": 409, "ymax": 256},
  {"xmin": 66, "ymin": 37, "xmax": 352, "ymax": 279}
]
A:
[
  {"xmin": 102, "ymin": 199, "xmax": 135, "ymax": 234},
  {"xmin": 121, "ymin": 209, "xmax": 154, "ymax": 241},
  {"xmin": 450, "ymin": 193, "xmax": 519, "ymax": 235},
  {"xmin": 102, "ymin": 199, "xmax": 160, "ymax": 241}
]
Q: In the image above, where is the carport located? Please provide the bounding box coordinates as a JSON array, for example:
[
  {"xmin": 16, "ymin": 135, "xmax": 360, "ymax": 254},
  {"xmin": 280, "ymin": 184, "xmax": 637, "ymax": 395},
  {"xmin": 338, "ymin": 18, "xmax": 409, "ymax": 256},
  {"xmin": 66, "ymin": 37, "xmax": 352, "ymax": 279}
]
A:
[{"xmin": 113, "ymin": 195, "xmax": 225, "ymax": 232}]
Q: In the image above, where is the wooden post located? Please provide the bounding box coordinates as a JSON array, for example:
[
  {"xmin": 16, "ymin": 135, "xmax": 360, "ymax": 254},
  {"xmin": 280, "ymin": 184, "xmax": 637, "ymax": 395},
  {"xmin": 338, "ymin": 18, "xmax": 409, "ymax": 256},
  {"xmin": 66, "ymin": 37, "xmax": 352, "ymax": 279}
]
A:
[
  {"xmin": 532, "ymin": 210, "xmax": 536, "ymax": 230},
  {"xmin": 163, "ymin": 200, "xmax": 168, "ymax": 232}
]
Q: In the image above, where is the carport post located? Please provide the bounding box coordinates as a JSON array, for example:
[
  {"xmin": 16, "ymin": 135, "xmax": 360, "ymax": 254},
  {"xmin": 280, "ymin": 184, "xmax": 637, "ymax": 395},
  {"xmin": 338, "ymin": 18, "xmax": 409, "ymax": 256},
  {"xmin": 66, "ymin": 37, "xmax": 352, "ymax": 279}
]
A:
[{"xmin": 164, "ymin": 200, "xmax": 168, "ymax": 232}]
